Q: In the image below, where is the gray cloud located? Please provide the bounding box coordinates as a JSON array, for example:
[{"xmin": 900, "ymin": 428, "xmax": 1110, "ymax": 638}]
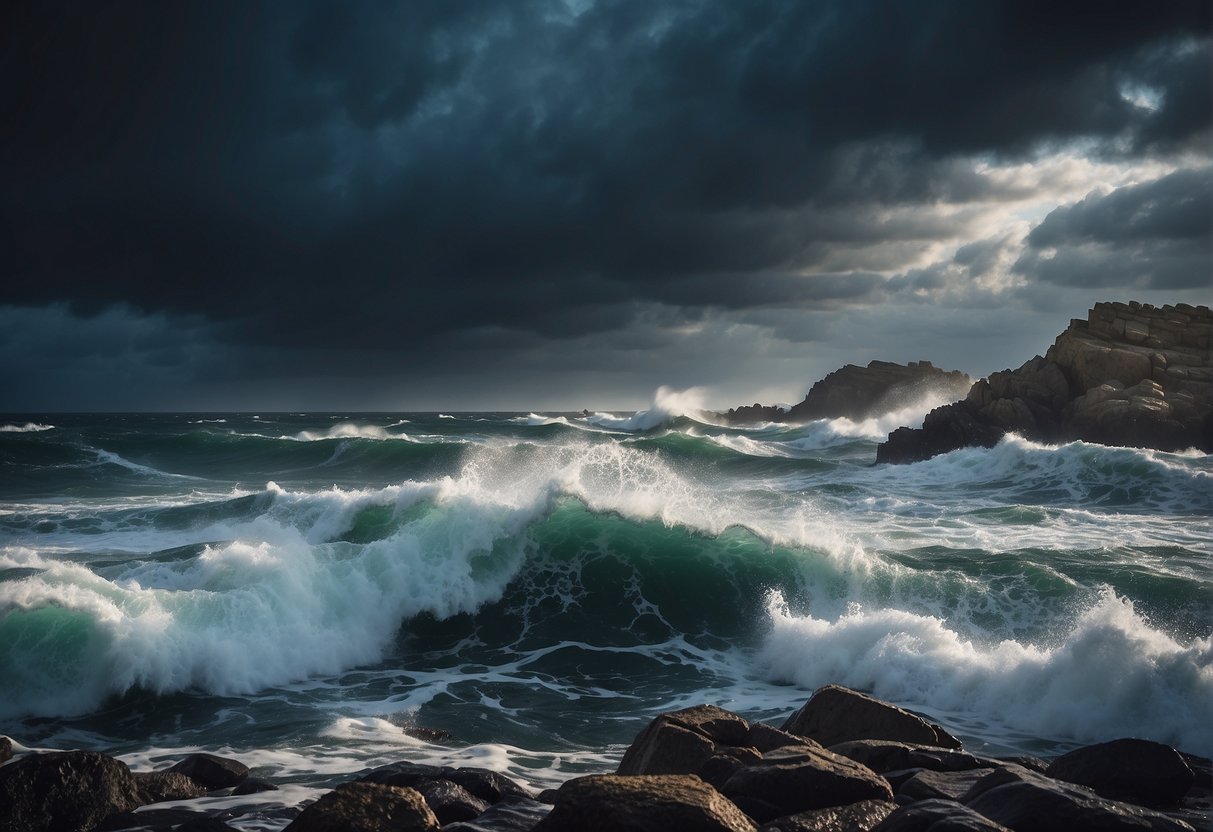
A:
[
  {"xmin": 1, "ymin": 1, "xmax": 1210, "ymax": 408},
  {"xmin": 1015, "ymin": 167, "xmax": 1212, "ymax": 289}
]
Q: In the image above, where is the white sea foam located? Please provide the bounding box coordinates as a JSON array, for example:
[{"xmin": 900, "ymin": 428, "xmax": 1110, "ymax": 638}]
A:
[
  {"xmin": 587, "ymin": 387, "xmax": 724, "ymax": 432},
  {"xmin": 291, "ymin": 423, "xmax": 413, "ymax": 442},
  {"xmin": 0, "ymin": 422, "xmax": 54, "ymax": 432},
  {"xmin": 760, "ymin": 588, "xmax": 1213, "ymax": 756}
]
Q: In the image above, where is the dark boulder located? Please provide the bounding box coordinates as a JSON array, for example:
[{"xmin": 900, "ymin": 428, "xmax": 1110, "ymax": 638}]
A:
[
  {"xmin": 897, "ymin": 769, "xmax": 989, "ymax": 802},
  {"xmin": 1044, "ymin": 738, "xmax": 1195, "ymax": 806},
  {"xmin": 747, "ymin": 724, "xmax": 804, "ymax": 754},
  {"xmin": 720, "ymin": 743, "xmax": 894, "ymax": 821},
  {"xmin": 0, "ymin": 750, "xmax": 142, "ymax": 832},
  {"xmin": 359, "ymin": 761, "xmax": 448, "ymax": 789},
  {"xmin": 618, "ymin": 705, "xmax": 752, "ymax": 776},
  {"xmin": 782, "ymin": 686, "xmax": 962, "ymax": 750},
  {"xmin": 166, "ymin": 753, "xmax": 249, "ymax": 790},
  {"xmin": 962, "ymin": 765, "xmax": 1196, "ymax": 831},
  {"xmin": 877, "ymin": 402, "xmax": 1002, "ymax": 464},
  {"xmin": 534, "ymin": 773, "xmax": 757, "ymax": 832},
  {"xmin": 443, "ymin": 767, "xmax": 534, "ymax": 803},
  {"xmin": 133, "ymin": 770, "xmax": 207, "ymax": 804},
  {"xmin": 231, "ymin": 776, "xmax": 279, "ymax": 795},
  {"xmin": 758, "ymin": 798, "xmax": 896, "ymax": 831},
  {"xmin": 282, "ymin": 781, "xmax": 438, "ymax": 832},
  {"xmin": 829, "ymin": 741, "xmax": 988, "ymax": 775},
  {"xmin": 441, "ymin": 796, "xmax": 552, "ymax": 831},
  {"xmin": 1, "ymin": 736, "xmax": 12, "ymax": 764},
  {"xmin": 412, "ymin": 778, "xmax": 490, "ymax": 824},
  {"xmin": 871, "ymin": 798, "xmax": 1012, "ymax": 831}
]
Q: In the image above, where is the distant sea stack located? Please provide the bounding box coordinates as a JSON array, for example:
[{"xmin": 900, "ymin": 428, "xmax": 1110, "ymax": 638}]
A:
[
  {"xmin": 725, "ymin": 360, "xmax": 972, "ymax": 425},
  {"xmin": 878, "ymin": 302, "xmax": 1213, "ymax": 464}
]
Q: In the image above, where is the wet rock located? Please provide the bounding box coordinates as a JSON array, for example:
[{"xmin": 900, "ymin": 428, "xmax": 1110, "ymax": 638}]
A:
[
  {"xmin": 98, "ymin": 807, "xmax": 223, "ymax": 831},
  {"xmin": 283, "ymin": 781, "xmax": 438, "ymax": 832},
  {"xmin": 1, "ymin": 736, "xmax": 12, "ymax": 764},
  {"xmin": 782, "ymin": 686, "xmax": 962, "ymax": 750},
  {"xmin": 721, "ymin": 743, "xmax": 894, "ymax": 821},
  {"xmin": 132, "ymin": 770, "xmax": 207, "ymax": 804},
  {"xmin": 443, "ymin": 767, "xmax": 534, "ymax": 803},
  {"xmin": 534, "ymin": 773, "xmax": 757, "ymax": 832},
  {"xmin": 618, "ymin": 705, "xmax": 752, "ymax": 776},
  {"xmin": 829, "ymin": 741, "xmax": 988, "ymax": 774},
  {"xmin": 747, "ymin": 724, "xmax": 804, "ymax": 754},
  {"xmin": 962, "ymin": 765, "xmax": 1195, "ymax": 831},
  {"xmin": 0, "ymin": 750, "xmax": 142, "ymax": 832},
  {"xmin": 412, "ymin": 778, "xmax": 490, "ymax": 824},
  {"xmin": 231, "ymin": 776, "xmax": 279, "ymax": 795},
  {"xmin": 759, "ymin": 798, "xmax": 896, "ymax": 831},
  {"xmin": 359, "ymin": 761, "xmax": 448, "ymax": 788},
  {"xmin": 441, "ymin": 796, "xmax": 552, "ymax": 831},
  {"xmin": 897, "ymin": 769, "xmax": 988, "ymax": 802},
  {"xmin": 1045, "ymin": 738, "xmax": 1195, "ymax": 806},
  {"xmin": 167, "ymin": 753, "xmax": 249, "ymax": 790},
  {"xmin": 871, "ymin": 798, "xmax": 1012, "ymax": 831}
]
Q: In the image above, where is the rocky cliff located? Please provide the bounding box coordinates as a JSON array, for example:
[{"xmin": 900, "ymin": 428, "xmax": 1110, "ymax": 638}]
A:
[
  {"xmin": 878, "ymin": 302, "xmax": 1213, "ymax": 463},
  {"xmin": 725, "ymin": 360, "xmax": 971, "ymax": 425}
]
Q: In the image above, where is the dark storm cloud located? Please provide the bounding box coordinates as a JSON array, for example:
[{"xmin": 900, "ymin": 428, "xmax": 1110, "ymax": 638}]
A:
[
  {"xmin": 1, "ymin": 0, "xmax": 1210, "ymax": 407},
  {"xmin": 1015, "ymin": 167, "xmax": 1213, "ymax": 289}
]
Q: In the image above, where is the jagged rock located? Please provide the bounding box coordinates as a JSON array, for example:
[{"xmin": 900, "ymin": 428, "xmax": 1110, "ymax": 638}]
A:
[
  {"xmin": 829, "ymin": 741, "xmax": 988, "ymax": 774},
  {"xmin": 747, "ymin": 724, "xmax": 804, "ymax": 754},
  {"xmin": 726, "ymin": 361, "xmax": 970, "ymax": 425},
  {"xmin": 167, "ymin": 753, "xmax": 249, "ymax": 790},
  {"xmin": 0, "ymin": 750, "xmax": 142, "ymax": 832},
  {"xmin": 618, "ymin": 705, "xmax": 752, "ymax": 776},
  {"xmin": 231, "ymin": 776, "xmax": 279, "ymax": 795},
  {"xmin": 443, "ymin": 767, "xmax": 534, "ymax": 803},
  {"xmin": 782, "ymin": 686, "xmax": 962, "ymax": 750},
  {"xmin": 720, "ymin": 743, "xmax": 894, "ymax": 821},
  {"xmin": 360, "ymin": 761, "xmax": 448, "ymax": 788},
  {"xmin": 1044, "ymin": 738, "xmax": 1195, "ymax": 806},
  {"xmin": 758, "ymin": 798, "xmax": 896, "ymax": 831},
  {"xmin": 98, "ymin": 807, "xmax": 225, "ymax": 831},
  {"xmin": 962, "ymin": 765, "xmax": 1195, "ymax": 831},
  {"xmin": 440, "ymin": 796, "xmax": 552, "ymax": 831},
  {"xmin": 878, "ymin": 303, "xmax": 1213, "ymax": 463},
  {"xmin": 871, "ymin": 798, "xmax": 1012, "ymax": 831},
  {"xmin": 412, "ymin": 778, "xmax": 490, "ymax": 824},
  {"xmin": 133, "ymin": 770, "xmax": 207, "ymax": 804},
  {"xmin": 282, "ymin": 781, "xmax": 438, "ymax": 832},
  {"xmin": 897, "ymin": 769, "xmax": 989, "ymax": 802},
  {"xmin": 534, "ymin": 773, "xmax": 757, "ymax": 831},
  {"xmin": 699, "ymin": 749, "xmax": 766, "ymax": 790}
]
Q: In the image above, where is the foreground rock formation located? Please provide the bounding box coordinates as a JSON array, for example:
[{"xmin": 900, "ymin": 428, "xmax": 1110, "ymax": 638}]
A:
[
  {"xmin": 725, "ymin": 361, "xmax": 971, "ymax": 425},
  {"xmin": 3, "ymin": 683, "xmax": 1209, "ymax": 832},
  {"xmin": 879, "ymin": 302, "xmax": 1213, "ymax": 463}
]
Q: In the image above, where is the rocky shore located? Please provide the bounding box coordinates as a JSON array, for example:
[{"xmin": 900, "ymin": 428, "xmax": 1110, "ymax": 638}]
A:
[
  {"xmin": 3, "ymin": 685, "xmax": 1209, "ymax": 832},
  {"xmin": 878, "ymin": 302, "xmax": 1213, "ymax": 463},
  {"xmin": 724, "ymin": 361, "xmax": 971, "ymax": 425}
]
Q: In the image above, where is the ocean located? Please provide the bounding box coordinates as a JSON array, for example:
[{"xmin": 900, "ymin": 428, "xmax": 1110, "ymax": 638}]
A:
[{"xmin": 1, "ymin": 398, "xmax": 1210, "ymax": 819}]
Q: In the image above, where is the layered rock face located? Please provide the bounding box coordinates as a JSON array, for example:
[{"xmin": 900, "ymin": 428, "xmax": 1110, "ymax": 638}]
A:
[
  {"xmin": 879, "ymin": 302, "xmax": 1213, "ymax": 463},
  {"xmin": 726, "ymin": 361, "xmax": 971, "ymax": 425}
]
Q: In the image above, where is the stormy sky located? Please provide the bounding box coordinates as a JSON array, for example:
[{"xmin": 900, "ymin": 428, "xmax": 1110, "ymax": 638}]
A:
[{"xmin": 2, "ymin": 0, "xmax": 1210, "ymax": 411}]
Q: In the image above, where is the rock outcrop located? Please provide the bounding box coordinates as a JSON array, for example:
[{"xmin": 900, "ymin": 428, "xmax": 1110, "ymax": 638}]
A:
[
  {"xmin": 879, "ymin": 302, "xmax": 1213, "ymax": 463},
  {"xmin": 2, "ymin": 685, "xmax": 1207, "ymax": 832},
  {"xmin": 725, "ymin": 361, "xmax": 971, "ymax": 425}
]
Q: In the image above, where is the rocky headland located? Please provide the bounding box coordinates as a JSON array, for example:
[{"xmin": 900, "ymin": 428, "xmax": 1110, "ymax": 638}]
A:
[
  {"xmin": 878, "ymin": 302, "xmax": 1213, "ymax": 463},
  {"xmin": 725, "ymin": 361, "xmax": 971, "ymax": 425},
  {"xmin": 2, "ymin": 685, "xmax": 1209, "ymax": 832}
]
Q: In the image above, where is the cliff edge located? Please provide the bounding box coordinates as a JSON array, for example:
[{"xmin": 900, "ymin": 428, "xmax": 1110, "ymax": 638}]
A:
[
  {"xmin": 725, "ymin": 360, "xmax": 971, "ymax": 425},
  {"xmin": 878, "ymin": 301, "xmax": 1213, "ymax": 463}
]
